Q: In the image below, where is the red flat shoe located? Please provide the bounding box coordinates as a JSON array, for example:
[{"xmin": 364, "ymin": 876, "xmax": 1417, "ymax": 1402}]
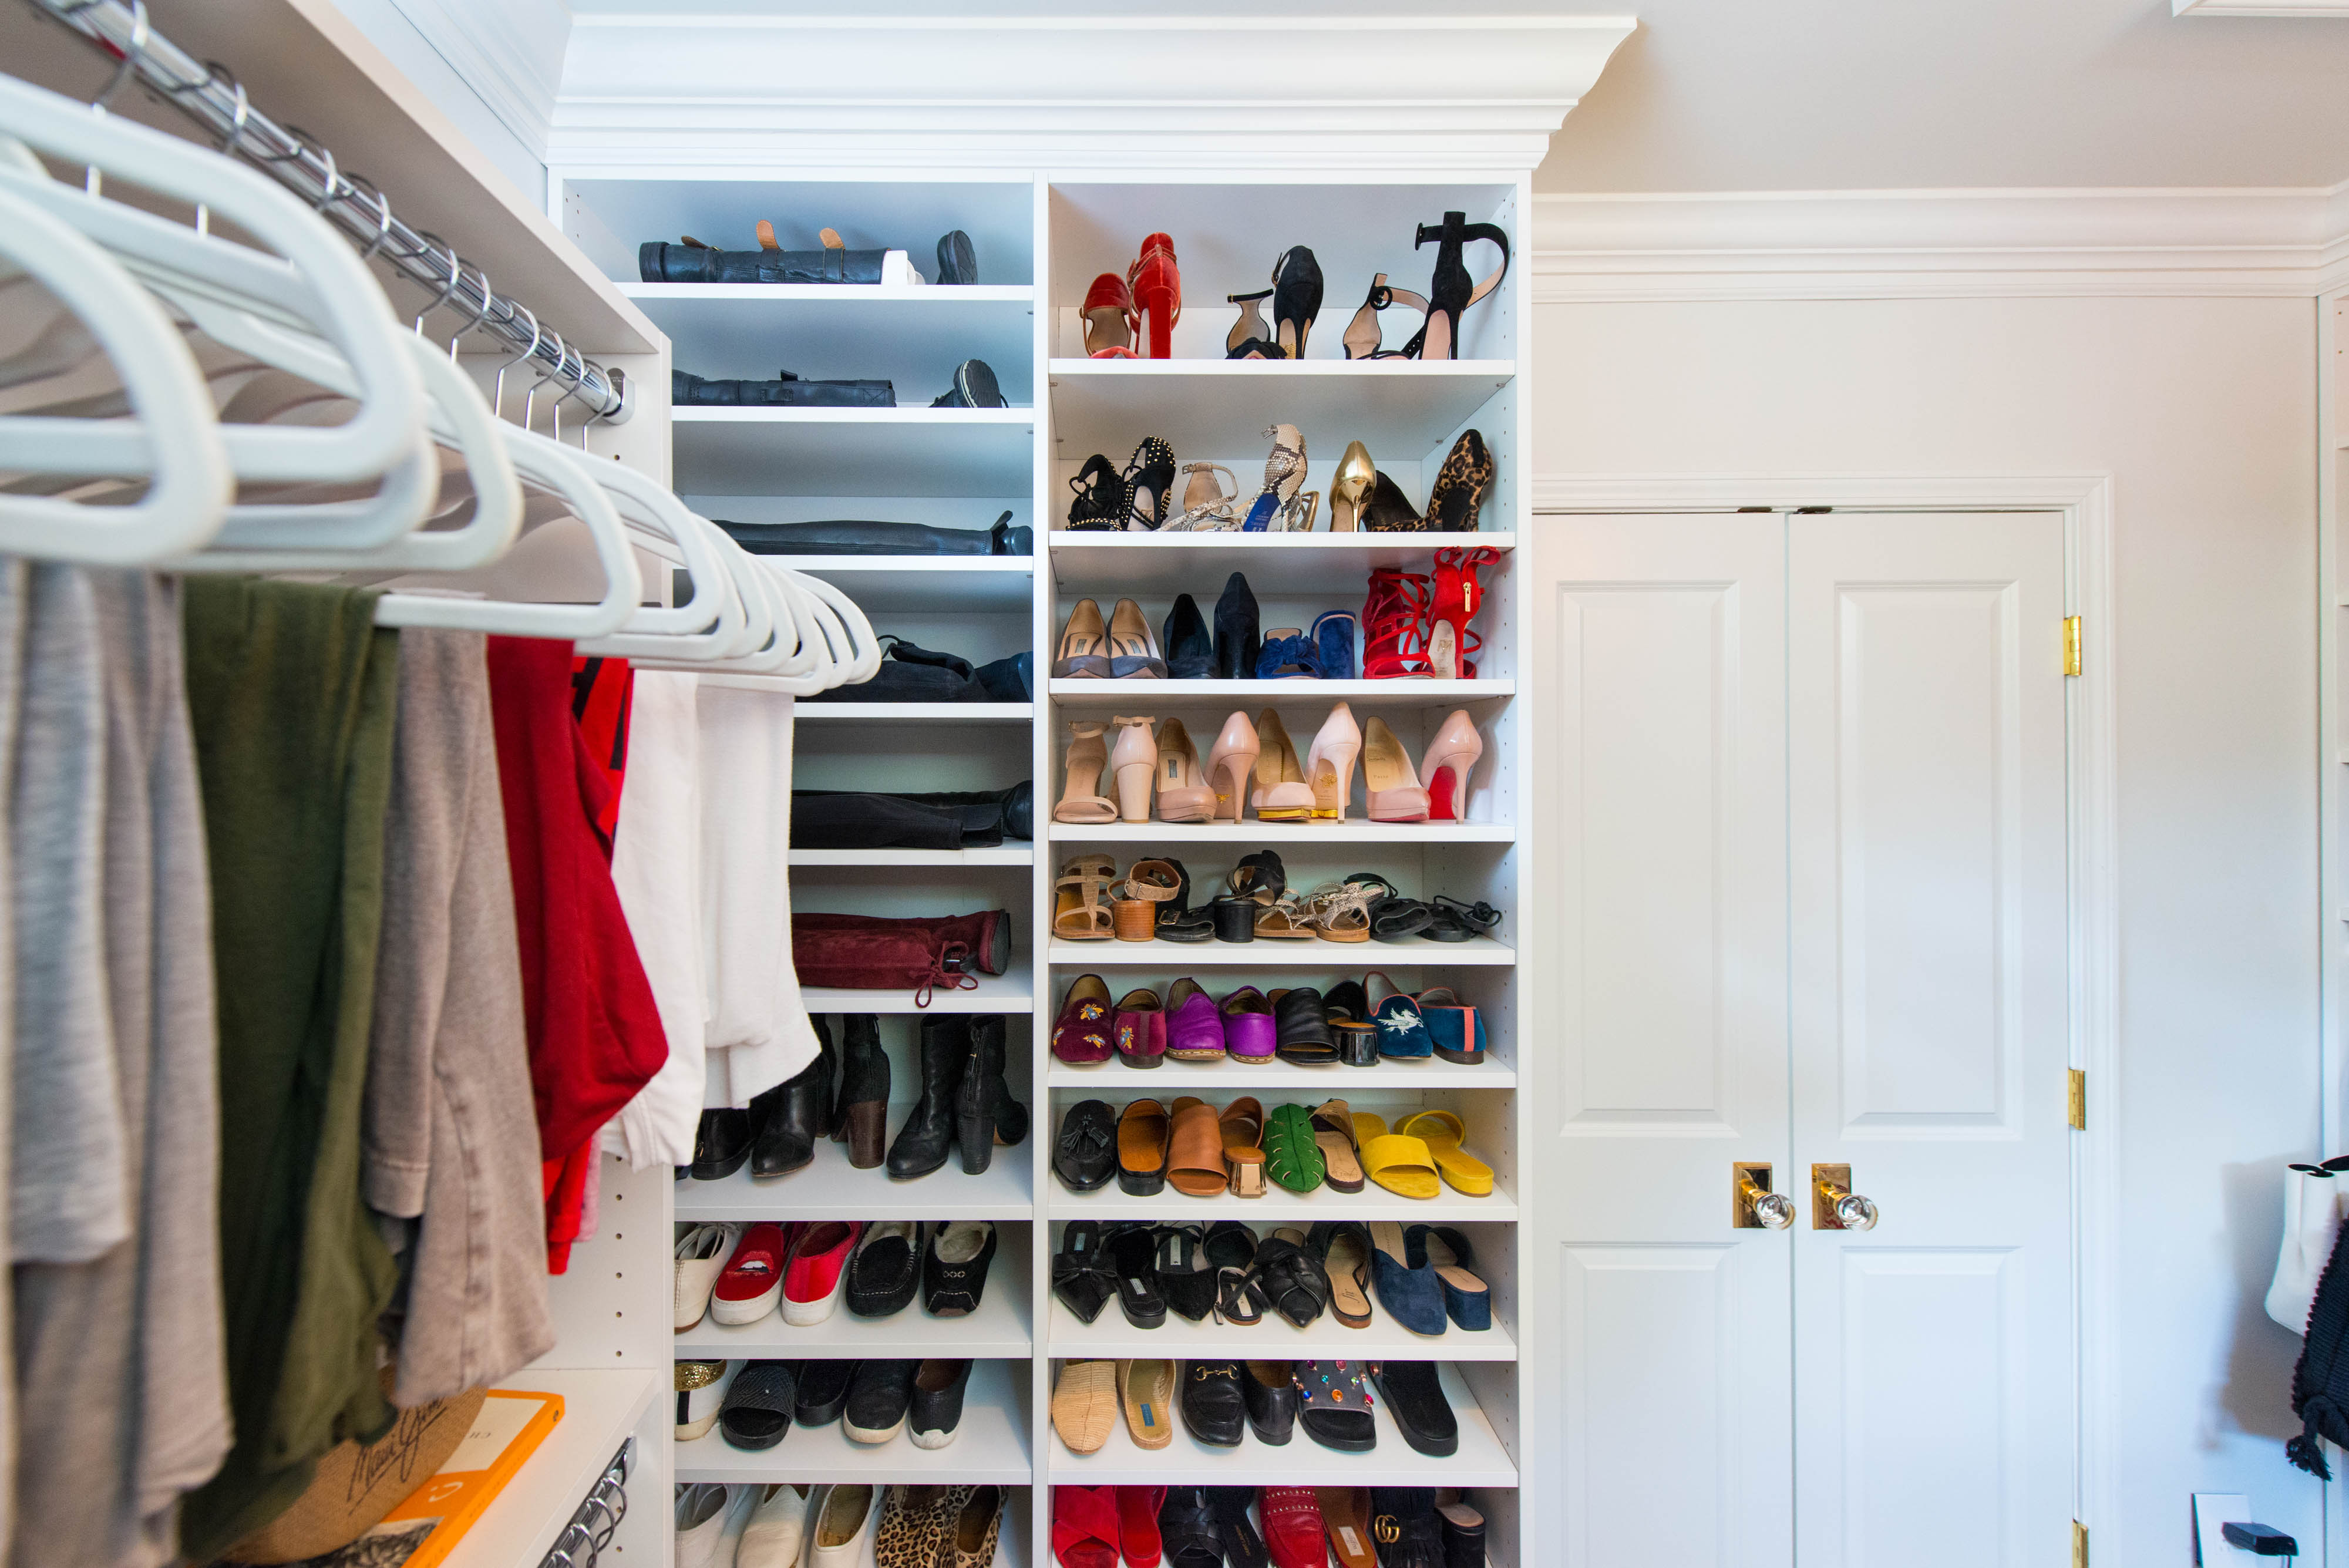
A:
[
  {"xmin": 1262, "ymin": 1487, "xmax": 1325, "ymax": 1568},
  {"xmin": 1052, "ymin": 1485, "xmax": 1119, "ymax": 1568},
  {"xmin": 1083, "ymin": 272, "xmax": 1139, "ymax": 358},
  {"xmin": 1117, "ymin": 1485, "xmax": 1167, "ymax": 1568},
  {"xmin": 780, "ymin": 1219, "xmax": 860, "ymax": 1325},
  {"xmin": 710, "ymin": 1220, "xmax": 793, "ymax": 1325},
  {"xmin": 1127, "ymin": 233, "xmax": 1181, "ymax": 360}
]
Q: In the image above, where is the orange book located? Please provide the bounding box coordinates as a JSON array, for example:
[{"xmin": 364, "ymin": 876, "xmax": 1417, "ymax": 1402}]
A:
[{"xmin": 363, "ymin": 1387, "xmax": 566, "ymax": 1568}]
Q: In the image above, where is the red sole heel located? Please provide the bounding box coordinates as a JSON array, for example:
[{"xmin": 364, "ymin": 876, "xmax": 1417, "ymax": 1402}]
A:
[{"xmin": 1429, "ymin": 767, "xmax": 1458, "ymax": 821}]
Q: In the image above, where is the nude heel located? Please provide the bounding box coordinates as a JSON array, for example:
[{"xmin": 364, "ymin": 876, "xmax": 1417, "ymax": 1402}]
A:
[
  {"xmin": 1306, "ymin": 701, "xmax": 1362, "ymax": 823},
  {"xmin": 1420, "ymin": 708, "xmax": 1484, "ymax": 823},
  {"xmin": 1205, "ymin": 709, "xmax": 1262, "ymax": 823},
  {"xmin": 1109, "ymin": 715, "xmax": 1157, "ymax": 825}
]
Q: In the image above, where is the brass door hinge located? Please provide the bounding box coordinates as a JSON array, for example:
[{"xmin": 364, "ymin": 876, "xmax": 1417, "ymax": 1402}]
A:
[
  {"xmin": 2063, "ymin": 616, "xmax": 2083, "ymax": 677},
  {"xmin": 2068, "ymin": 1069, "xmax": 2087, "ymax": 1130},
  {"xmin": 2072, "ymin": 1519, "xmax": 2088, "ymax": 1567}
]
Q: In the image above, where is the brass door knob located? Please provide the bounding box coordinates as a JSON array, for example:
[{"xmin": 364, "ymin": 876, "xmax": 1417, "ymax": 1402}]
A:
[
  {"xmin": 1812, "ymin": 1163, "xmax": 1880, "ymax": 1231},
  {"xmin": 1734, "ymin": 1163, "xmax": 1794, "ymax": 1229}
]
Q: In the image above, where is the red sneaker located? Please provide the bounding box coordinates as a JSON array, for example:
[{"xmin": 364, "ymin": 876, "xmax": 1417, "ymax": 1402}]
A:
[
  {"xmin": 710, "ymin": 1221, "xmax": 793, "ymax": 1325},
  {"xmin": 782, "ymin": 1219, "xmax": 862, "ymax": 1325}
]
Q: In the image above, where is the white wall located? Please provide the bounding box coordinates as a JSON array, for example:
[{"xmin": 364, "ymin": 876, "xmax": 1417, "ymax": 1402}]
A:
[
  {"xmin": 1533, "ymin": 292, "xmax": 2322, "ymax": 1563},
  {"xmin": 322, "ymin": 0, "xmax": 551, "ymax": 204}
]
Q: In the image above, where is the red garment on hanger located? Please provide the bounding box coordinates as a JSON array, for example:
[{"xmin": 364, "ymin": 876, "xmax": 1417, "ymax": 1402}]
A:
[
  {"xmin": 570, "ymin": 654, "xmax": 633, "ymax": 844},
  {"xmin": 487, "ymin": 638, "xmax": 665, "ymax": 1271}
]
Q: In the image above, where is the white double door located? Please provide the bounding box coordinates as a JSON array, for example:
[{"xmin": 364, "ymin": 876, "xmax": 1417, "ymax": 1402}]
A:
[{"xmin": 1530, "ymin": 512, "xmax": 2075, "ymax": 1566}]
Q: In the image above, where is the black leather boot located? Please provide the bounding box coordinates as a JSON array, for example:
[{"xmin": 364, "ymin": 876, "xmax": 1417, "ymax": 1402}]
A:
[
  {"xmin": 640, "ymin": 238, "xmax": 887, "ymax": 285},
  {"xmin": 955, "ymin": 1014, "xmax": 1028, "ymax": 1175},
  {"xmin": 751, "ymin": 1017, "xmax": 836, "ymax": 1177},
  {"xmin": 689, "ymin": 1108, "xmax": 752, "ymax": 1180},
  {"xmin": 833, "ymin": 1014, "xmax": 891, "ymax": 1170},
  {"xmin": 887, "ymin": 1015, "xmax": 970, "ymax": 1179}
]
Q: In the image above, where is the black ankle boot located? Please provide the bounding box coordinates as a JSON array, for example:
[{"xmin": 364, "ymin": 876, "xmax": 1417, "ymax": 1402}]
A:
[
  {"xmin": 1213, "ymin": 571, "xmax": 1260, "ymax": 680},
  {"xmin": 833, "ymin": 1014, "xmax": 892, "ymax": 1170},
  {"xmin": 751, "ymin": 1017, "xmax": 836, "ymax": 1177},
  {"xmin": 1162, "ymin": 594, "xmax": 1213, "ymax": 679},
  {"xmin": 887, "ymin": 1015, "xmax": 971, "ymax": 1179},
  {"xmin": 955, "ymin": 1014, "xmax": 1028, "ymax": 1175}
]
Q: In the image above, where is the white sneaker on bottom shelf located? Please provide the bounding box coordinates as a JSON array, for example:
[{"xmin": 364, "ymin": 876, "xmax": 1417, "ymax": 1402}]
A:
[
  {"xmin": 738, "ymin": 1482, "xmax": 814, "ymax": 1568},
  {"xmin": 807, "ymin": 1483, "xmax": 878, "ymax": 1567},
  {"xmin": 674, "ymin": 1482, "xmax": 732, "ymax": 1568}
]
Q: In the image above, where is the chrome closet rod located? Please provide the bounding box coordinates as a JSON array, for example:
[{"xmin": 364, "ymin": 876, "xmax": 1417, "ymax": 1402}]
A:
[{"xmin": 21, "ymin": 0, "xmax": 631, "ymax": 422}]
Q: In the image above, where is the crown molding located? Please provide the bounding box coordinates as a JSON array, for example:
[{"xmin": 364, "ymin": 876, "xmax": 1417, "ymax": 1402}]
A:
[
  {"xmin": 1533, "ymin": 184, "xmax": 2349, "ymax": 301},
  {"xmin": 548, "ymin": 14, "xmax": 1634, "ymax": 171},
  {"xmin": 386, "ymin": 0, "xmax": 571, "ymax": 154}
]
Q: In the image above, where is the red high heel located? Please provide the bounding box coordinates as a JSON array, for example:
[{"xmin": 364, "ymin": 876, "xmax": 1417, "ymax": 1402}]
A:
[
  {"xmin": 1083, "ymin": 273, "xmax": 1138, "ymax": 358},
  {"xmin": 1362, "ymin": 566, "xmax": 1434, "ymax": 679},
  {"xmin": 1428, "ymin": 546, "xmax": 1499, "ymax": 679},
  {"xmin": 1126, "ymin": 233, "xmax": 1180, "ymax": 360}
]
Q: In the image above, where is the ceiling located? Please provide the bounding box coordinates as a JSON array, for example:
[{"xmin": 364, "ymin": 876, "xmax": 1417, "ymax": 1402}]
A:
[{"xmin": 566, "ymin": 0, "xmax": 2349, "ymax": 192}]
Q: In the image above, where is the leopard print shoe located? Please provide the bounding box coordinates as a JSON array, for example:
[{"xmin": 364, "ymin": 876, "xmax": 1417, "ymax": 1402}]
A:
[{"xmin": 1424, "ymin": 428, "xmax": 1494, "ymax": 531}]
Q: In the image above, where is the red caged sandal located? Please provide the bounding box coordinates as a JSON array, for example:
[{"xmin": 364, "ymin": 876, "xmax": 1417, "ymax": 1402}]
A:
[
  {"xmin": 1126, "ymin": 232, "xmax": 1181, "ymax": 359},
  {"xmin": 1427, "ymin": 546, "xmax": 1499, "ymax": 680},
  {"xmin": 1361, "ymin": 566, "xmax": 1434, "ymax": 680}
]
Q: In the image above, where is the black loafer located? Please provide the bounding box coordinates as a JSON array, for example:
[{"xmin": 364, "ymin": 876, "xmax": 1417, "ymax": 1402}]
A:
[
  {"xmin": 1109, "ymin": 1222, "xmax": 1167, "ymax": 1328},
  {"xmin": 923, "ymin": 1220, "xmax": 997, "ymax": 1316},
  {"xmin": 690, "ymin": 1108, "xmax": 752, "ymax": 1180},
  {"xmin": 1243, "ymin": 1359, "xmax": 1297, "ymax": 1445},
  {"xmin": 1159, "ymin": 1486, "xmax": 1226, "ymax": 1568},
  {"xmin": 1055, "ymin": 1099, "xmax": 1118, "ymax": 1192},
  {"xmin": 1369, "ymin": 1488, "xmax": 1446, "ymax": 1568},
  {"xmin": 717, "ymin": 1359, "xmax": 799, "ymax": 1449},
  {"xmin": 908, "ymin": 1357, "xmax": 974, "ymax": 1448},
  {"xmin": 793, "ymin": 1358, "xmax": 856, "ymax": 1427},
  {"xmin": 1180, "ymin": 1360, "xmax": 1247, "ymax": 1447},
  {"xmin": 930, "ymin": 357, "xmax": 1007, "ymax": 409},
  {"xmin": 842, "ymin": 1358, "xmax": 920, "ymax": 1443},
  {"xmin": 844, "ymin": 1221, "xmax": 920, "ymax": 1318},
  {"xmin": 1372, "ymin": 1361, "xmax": 1459, "ymax": 1458},
  {"xmin": 936, "ymin": 228, "xmax": 977, "ymax": 284}
]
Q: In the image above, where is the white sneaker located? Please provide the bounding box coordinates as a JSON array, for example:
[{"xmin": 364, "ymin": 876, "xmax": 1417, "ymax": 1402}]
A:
[
  {"xmin": 675, "ymin": 1360, "xmax": 732, "ymax": 1441},
  {"xmin": 806, "ymin": 1483, "xmax": 877, "ymax": 1567},
  {"xmin": 675, "ymin": 1482, "xmax": 732, "ymax": 1568},
  {"xmin": 738, "ymin": 1482, "xmax": 814, "ymax": 1568},
  {"xmin": 677, "ymin": 1223, "xmax": 743, "ymax": 1331}
]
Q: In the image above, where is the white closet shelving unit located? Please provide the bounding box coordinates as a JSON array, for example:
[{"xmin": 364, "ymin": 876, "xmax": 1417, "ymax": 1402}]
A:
[{"xmin": 554, "ymin": 160, "xmax": 1529, "ymax": 1566}]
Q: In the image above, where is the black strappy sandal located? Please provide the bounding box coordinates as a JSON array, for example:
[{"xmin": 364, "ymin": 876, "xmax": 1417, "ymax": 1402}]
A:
[
  {"xmin": 1155, "ymin": 857, "xmax": 1215, "ymax": 943},
  {"xmin": 1248, "ymin": 1226, "xmax": 1332, "ymax": 1328},
  {"xmin": 1424, "ymin": 896, "xmax": 1503, "ymax": 942},
  {"xmin": 1229, "ymin": 849, "xmax": 1287, "ymax": 905},
  {"xmin": 1065, "ymin": 453, "xmax": 1124, "ymax": 531},
  {"xmin": 1214, "ymin": 1264, "xmax": 1266, "ymax": 1326},
  {"xmin": 1051, "ymin": 1221, "xmax": 1118, "ymax": 1324}
]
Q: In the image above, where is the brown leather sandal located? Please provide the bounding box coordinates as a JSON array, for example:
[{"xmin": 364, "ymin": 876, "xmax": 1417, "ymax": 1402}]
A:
[
  {"xmin": 1310, "ymin": 1099, "xmax": 1367, "ymax": 1193},
  {"xmin": 1167, "ymin": 1096, "xmax": 1230, "ymax": 1198},
  {"xmin": 1116, "ymin": 1099, "xmax": 1170, "ymax": 1196},
  {"xmin": 1112, "ymin": 859, "xmax": 1183, "ymax": 943},
  {"xmin": 1054, "ymin": 854, "xmax": 1118, "ymax": 941},
  {"xmin": 1219, "ymin": 1097, "xmax": 1267, "ymax": 1198}
]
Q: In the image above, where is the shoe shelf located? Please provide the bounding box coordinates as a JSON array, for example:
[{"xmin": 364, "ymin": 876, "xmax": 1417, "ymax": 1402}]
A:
[
  {"xmin": 677, "ymin": 1156, "xmax": 1035, "ymax": 1224},
  {"xmin": 1044, "ymin": 1362, "xmax": 1515, "ymax": 1488},
  {"xmin": 790, "ymin": 849, "xmax": 1035, "ymax": 869},
  {"xmin": 678, "ymin": 1231, "xmax": 1032, "ymax": 1360},
  {"xmin": 1045, "ymin": 533, "xmax": 1511, "ymax": 598},
  {"xmin": 675, "ymin": 1359, "xmax": 1034, "ymax": 1486},
  {"xmin": 1045, "ymin": 822, "xmax": 1513, "ymax": 845},
  {"xmin": 1045, "ymin": 1300, "xmax": 1519, "ymax": 1364},
  {"xmin": 1046, "ymin": 1182, "xmax": 1517, "ymax": 1225},
  {"xmin": 797, "ymin": 965, "xmax": 1035, "ymax": 1014},
  {"xmin": 795, "ymin": 703, "xmax": 1034, "ymax": 724},
  {"xmin": 1044, "ymin": 938, "xmax": 1514, "ymax": 967},
  {"xmin": 673, "ymin": 408, "xmax": 1034, "ymax": 496},
  {"xmin": 1046, "ymin": 679, "xmax": 1512, "ymax": 702},
  {"xmin": 1042, "ymin": 1056, "xmax": 1517, "ymax": 1091},
  {"xmin": 626, "ymin": 285, "xmax": 1039, "ymax": 405},
  {"xmin": 1047, "ymin": 362, "xmax": 1510, "ymax": 457},
  {"xmin": 776, "ymin": 557, "xmax": 1036, "ymax": 614},
  {"xmin": 439, "ymin": 1368, "xmax": 661, "ymax": 1568}
]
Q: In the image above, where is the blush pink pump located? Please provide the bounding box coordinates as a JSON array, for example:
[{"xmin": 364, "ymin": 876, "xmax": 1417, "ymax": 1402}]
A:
[
  {"xmin": 1110, "ymin": 715, "xmax": 1157, "ymax": 823},
  {"xmin": 1305, "ymin": 702, "xmax": 1362, "ymax": 823},
  {"xmin": 1421, "ymin": 708, "xmax": 1483, "ymax": 822},
  {"xmin": 1204, "ymin": 710, "xmax": 1263, "ymax": 823},
  {"xmin": 1361, "ymin": 715, "xmax": 1431, "ymax": 823}
]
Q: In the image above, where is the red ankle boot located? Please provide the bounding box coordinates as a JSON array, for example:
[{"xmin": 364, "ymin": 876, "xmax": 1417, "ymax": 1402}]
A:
[
  {"xmin": 1362, "ymin": 566, "xmax": 1433, "ymax": 679},
  {"xmin": 1428, "ymin": 546, "xmax": 1499, "ymax": 679},
  {"xmin": 1126, "ymin": 233, "xmax": 1180, "ymax": 359}
]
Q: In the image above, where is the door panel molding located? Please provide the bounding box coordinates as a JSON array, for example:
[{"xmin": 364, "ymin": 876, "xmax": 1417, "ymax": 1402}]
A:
[{"xmin": 1530, "ymin": 473, "xmax": 2120, "ymax": 1549}]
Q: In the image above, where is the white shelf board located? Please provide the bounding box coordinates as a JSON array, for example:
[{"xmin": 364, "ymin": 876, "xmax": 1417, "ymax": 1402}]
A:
[
  {"xmin": 797, "ymin": 702, "xmax": 1034, "ymax": 723},
  {"xmin": 1046, "ymin": 822, "xmax": 1512, "ymax": 844},
  {"xmin": 1046, "ymin": 937, "xmax": 1514, "ymax": 967},
  {"xmin": 628, "ymin": 283, "xmax": 1036, "ymax": 306},
  {"xmin": 782, "ymin": 556, "xmax": 1035, "ymax": 613},
  {"xmin": 1048, "ymin": 679, "xmax": 1511, "ymax": 701},
  {"xmin": 799, "ymin": 964, "xmax": 1034, "ymax": 1014},
  {"xmin": 1046, "ymin": 1296, "xmax": 1517, "ymax": 1362},
  {"xmin": 631, "ymin": 285, "xmax": 1038, "ymax": 403},
  {"xmin": 674, "ymin": 408, "xmax": 1034, "ymax": 497},
  {"xmin": 1045, "ymin": 1362, "xmax": 1513, "ymax": 1486},
  {"xmin": 1048, "ymin": 361, "xmax": 1515, "ymax": 459},
  {"xmin": 1048, "ymin": 532, "xmax": 1512, "ymax": 596},
  {"xmin": 675, "ymin": 1359, "xmax": 1031, "ymax": 1485},
  {"xmin": 790, "ymin": 849, "xmax": 1034, "ymax": 868},
  {"xmin": 677, "ymin": 1152, "xmax": 1035, "ymax": 1223},
  {"xmin": 678, "ymin": 1230, "xmax": 1031, "ymax": 1359},
  {"xmin": 1045, "ymin": 1056, "xmax": 1516, "ymax": 1091},
  {"xmin": 1049, "ymin": 1178, "xmax": 1516, "ymax": 1224},
  {"xmin": 439, "ymin": 1368, "xmax": 660, "ymax": 1568}
]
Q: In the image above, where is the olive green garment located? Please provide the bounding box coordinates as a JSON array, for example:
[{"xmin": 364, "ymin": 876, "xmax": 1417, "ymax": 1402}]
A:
[{"xmin": 178, "ymin": 580, "xmax": 402, "ymax": 1561}]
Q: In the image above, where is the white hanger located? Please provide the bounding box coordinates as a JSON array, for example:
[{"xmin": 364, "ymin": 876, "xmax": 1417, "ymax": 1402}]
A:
[{"xmin": 0, "ymin": 184, "xmax": 231, "ymax": 560}]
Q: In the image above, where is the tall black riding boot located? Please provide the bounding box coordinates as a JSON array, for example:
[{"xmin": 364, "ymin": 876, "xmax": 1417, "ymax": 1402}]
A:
[{"xmin": 887, "ymin": 1015, "xmax": 970, "ymax": 1179}]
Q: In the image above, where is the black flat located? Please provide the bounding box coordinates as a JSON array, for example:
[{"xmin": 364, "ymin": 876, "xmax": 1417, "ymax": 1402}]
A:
[
  {"xmin": 1054, "ymin": 1098, "xmax": 1118, "ymax": 1192},
  {"xmin": 1109, "ymin": 1223, "xmax": 1167, "ymax": 1329},
  {"xmin": 1155, "ymin": 1223, "xmax": 1217, "ymax": 1323},
  {"xmin": 690, "ymin": 1108, "xmax": 752, "ymax": 1180},
  {"xmin": 793, "ymin": 1358, "xmax": 856, "ymax": 1427},
  {"xmin": 1180, "ymin": 1360, "xmax": 1247, "ymax": 1448},
  {"xmin": 1243, "ymin": 1360, "xmax": 1297, "ymax": 1445},
  {"xmin": 1052, "ymin": 1221, "xmax": 1119, "ymax": 1324}
]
